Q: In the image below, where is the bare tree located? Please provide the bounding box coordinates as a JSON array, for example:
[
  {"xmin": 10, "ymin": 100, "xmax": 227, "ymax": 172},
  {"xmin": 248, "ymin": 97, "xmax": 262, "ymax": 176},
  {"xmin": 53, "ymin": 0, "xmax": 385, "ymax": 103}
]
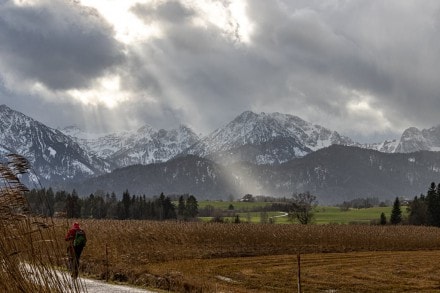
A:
[{"xmin": 288, "ymin": 192, "xmax": 318, "ymax": 224}]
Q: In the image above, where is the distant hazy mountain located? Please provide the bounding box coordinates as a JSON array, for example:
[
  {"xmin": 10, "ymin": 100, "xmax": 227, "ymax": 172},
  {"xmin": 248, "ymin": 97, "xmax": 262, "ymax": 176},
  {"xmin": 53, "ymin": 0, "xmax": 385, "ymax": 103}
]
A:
[
  {"xmin": 72, "ymin": 145, "xmax": 440, "ymax": 204},
  {"xmin": 0, "ymin": 104, "xmax": 110, "ymax": 185},
  {"xmin": 62, "ymin": 124, "xmax": 200, "ymax": 168},
  {"xmin": 183, "ymin": 111, "xmax": 354, "ymax": 165}
]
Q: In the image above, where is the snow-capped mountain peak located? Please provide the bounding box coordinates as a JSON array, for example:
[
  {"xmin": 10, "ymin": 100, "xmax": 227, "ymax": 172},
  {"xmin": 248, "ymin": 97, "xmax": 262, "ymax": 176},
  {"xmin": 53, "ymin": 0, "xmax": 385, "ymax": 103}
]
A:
[
  {"xmin": 394, "ymin": 125, "xmax": 440, "ymax": 153},
  {"xmin": 0, "ymin": 105, "xmax": 110, "ymax": 184},
  {"xmin": 61, "ymin": 123, "xmax": 200, "ymax": 168},
  {"xmin": 184, "ymin": 111, "xmax": 354, "ymax": 165}
]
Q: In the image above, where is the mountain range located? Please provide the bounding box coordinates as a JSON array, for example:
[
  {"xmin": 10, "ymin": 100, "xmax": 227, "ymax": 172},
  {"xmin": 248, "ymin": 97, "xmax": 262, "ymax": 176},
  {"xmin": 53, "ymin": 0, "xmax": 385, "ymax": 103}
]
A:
[
  {"xmin": 62, "ymin": 124, "xmax": 199, "ymax": 168},
  {"xmin": 1, "ymin": 104, "xmax": 440, "ymax": 203},
  {"xmin": 73, "ymin": 145, "xmax": 440, "ymax": 204}
]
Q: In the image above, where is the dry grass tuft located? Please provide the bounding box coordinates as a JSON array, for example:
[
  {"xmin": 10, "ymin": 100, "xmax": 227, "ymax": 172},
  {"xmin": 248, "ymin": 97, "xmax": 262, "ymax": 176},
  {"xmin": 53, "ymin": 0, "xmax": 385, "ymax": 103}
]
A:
[{"xmin": 0, "ymin": 154, "xmax": 85, "ymax": 292}]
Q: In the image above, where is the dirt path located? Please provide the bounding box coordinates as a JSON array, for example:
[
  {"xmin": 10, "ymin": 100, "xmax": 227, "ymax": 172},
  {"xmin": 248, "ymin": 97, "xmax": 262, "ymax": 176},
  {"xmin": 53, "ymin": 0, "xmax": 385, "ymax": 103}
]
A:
[
  {"xmin": 78, "ymin": 277, "xmax": 157, "ymax": 293},
  {"xmin": 23, "ymin": 262, "xmax": 157, "ymax": 293}
]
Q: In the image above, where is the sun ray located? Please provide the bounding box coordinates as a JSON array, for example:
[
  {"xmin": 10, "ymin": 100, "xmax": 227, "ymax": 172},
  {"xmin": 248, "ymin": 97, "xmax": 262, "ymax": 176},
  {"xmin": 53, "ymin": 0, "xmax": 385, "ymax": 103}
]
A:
[{"xmin": 67, "ymin": 74, "xmax": 128, "ymax": 108}]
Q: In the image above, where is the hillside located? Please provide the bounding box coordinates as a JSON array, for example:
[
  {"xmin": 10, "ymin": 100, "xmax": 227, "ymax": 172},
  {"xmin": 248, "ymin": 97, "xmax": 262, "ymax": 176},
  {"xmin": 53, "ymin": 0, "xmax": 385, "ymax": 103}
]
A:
[
  {"xmin": 71, "ymin": 145, "xmax": 440, "ymax": 204},
  {"xmin": 73, "ymin": 155, "xmax": 240, "ymax": 200}
]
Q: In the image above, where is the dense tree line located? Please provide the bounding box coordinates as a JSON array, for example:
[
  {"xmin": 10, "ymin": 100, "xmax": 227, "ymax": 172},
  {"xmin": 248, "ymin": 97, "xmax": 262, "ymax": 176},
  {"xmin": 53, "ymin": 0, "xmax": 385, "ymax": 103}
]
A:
[
  {"xmin": 407, "ymin": 182, "xmax": 440, "ymax": 226},
  {"xmin": 25, "ymin": 188, "xmax": 198, "ymax": 221},
  {"xmin": 337, "ymin": 197, "xmax": 388, "ymax": 210}
]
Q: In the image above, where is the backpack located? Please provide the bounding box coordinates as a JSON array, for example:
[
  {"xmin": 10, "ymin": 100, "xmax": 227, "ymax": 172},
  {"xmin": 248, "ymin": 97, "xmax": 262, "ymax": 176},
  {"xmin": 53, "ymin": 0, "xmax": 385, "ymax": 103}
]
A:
[{"xmin": 73, "ymin": 229, "xmax": 87, "ymax": 247}]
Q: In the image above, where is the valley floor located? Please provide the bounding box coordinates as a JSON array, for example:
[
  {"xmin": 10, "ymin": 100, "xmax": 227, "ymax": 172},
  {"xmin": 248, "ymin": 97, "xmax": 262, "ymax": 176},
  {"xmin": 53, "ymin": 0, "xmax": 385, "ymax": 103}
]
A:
[
  {"xmin": 146, "ymin": 250, "xmax": 440, "ymax": 292},
  {"xmin": 52, "ymin": 219, "xmax": 440, "ymax": 292}
]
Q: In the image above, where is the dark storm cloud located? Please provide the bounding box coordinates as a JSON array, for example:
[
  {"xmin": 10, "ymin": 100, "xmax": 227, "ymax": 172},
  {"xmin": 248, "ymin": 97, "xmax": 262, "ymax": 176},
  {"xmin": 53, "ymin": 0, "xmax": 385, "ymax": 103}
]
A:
[
  {"xmin": 246, "ymin": 3, "xmax": 391, "ymax": 104},
  {"xmin": 2, "ymin": 0, "xmax": 440, "ymax": 143},
  {"xmin": 0, "ymin": 0, "xmax": 124, "ymax": 90},
  {"xmin": 235, "ymin": 0, "xmax": 440, "ymax": 139}
]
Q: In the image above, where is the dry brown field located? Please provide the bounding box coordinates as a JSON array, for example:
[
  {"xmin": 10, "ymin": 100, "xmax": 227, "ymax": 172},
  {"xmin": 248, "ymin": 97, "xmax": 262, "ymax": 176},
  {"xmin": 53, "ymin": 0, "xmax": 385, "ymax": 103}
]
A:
[{"xmin": 48, "ymin": 219, "xmax": 440, "ymax": 292}]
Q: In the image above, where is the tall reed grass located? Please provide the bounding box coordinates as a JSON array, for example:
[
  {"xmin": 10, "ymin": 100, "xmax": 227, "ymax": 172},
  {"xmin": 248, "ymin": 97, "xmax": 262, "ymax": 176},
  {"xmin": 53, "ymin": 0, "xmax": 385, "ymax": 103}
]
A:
[{"xmin": 0, "ymin": 154, "xmax": 85, "ymax": 292}]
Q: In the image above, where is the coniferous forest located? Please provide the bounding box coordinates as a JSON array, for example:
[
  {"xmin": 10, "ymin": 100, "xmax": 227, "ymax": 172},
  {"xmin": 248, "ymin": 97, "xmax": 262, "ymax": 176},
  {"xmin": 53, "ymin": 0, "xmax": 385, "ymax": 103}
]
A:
[
  {"xmin": 24, "ymin": 181, "xmax": 440, "ymax": 227},
  {"xmin": 407, "ymin": 182, "xmax": 440, "ymax": 226},
  {"xmin": 25, "ymin": 188, "xmax": 198, "ymax": 221}
]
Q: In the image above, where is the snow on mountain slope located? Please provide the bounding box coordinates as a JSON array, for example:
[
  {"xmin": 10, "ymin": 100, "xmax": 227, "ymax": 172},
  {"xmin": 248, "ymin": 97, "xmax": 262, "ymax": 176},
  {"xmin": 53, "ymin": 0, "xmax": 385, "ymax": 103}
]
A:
[
  {"xmin": 0, "ymin": 104, "xmax": 110, "ymax": 184},
  {"xmin": 362, "ymin": 139, "xmax": 400, "ymax": 153},
  {"xmin": 62, "ymin": 124, "xmax": 200, "ymax": 168},
  {"xmin": 395, "ymin": 126, "xmax": 440, "ymax": 153},
  {"xmin": 62, "ymin": 125, "xmax": 155, "ymax": 159},
  {"xmin": 268, "ymin": 112, "xmax": 352, "ymax": 151},
  {"xmin": 362, "ymin": 125, "xmax": 440, "ymax": 154},
  {"xmin": 184, "ymin": 111, "xmax": 354, "ymax": 165}
]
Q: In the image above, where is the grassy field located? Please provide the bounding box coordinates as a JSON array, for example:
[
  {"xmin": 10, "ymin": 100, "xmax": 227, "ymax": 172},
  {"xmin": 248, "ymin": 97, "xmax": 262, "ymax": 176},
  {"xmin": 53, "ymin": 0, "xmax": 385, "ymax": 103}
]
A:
[
  {"xmin": 46, "ymin": 219, "xmax": 440, "ymax": 292},
  {"xmin": 198, "ymin": 200, "xmax": 274, "ymax": 210},
  {"xmin": 199, "ymin": 201, "xmax": 402, "ymax": 224},
  {"xmin": 314, "ymin": 206, "xmax": 401, "ymax": 224}
]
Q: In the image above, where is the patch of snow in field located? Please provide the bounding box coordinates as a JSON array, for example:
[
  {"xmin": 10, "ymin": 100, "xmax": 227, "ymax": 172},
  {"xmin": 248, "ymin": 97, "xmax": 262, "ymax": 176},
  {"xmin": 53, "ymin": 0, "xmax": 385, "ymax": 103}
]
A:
[{"xmin": 216, "ymin": 275, "xmax": 238, "ymax": 283}]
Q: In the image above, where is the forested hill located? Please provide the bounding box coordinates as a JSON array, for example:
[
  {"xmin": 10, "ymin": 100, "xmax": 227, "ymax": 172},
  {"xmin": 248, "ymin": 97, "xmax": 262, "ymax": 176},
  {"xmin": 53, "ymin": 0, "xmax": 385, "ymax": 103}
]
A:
[
  {"xmin": 69, "ymin": 145, "xmax": 440, "ymax": 204},
  {"xmin": 269, "ymin": 145, "xmax": 440, "ymax": 203},
  {"xmin": 73, "ymin": 155, "xmax": 239, "ymax": 200}
]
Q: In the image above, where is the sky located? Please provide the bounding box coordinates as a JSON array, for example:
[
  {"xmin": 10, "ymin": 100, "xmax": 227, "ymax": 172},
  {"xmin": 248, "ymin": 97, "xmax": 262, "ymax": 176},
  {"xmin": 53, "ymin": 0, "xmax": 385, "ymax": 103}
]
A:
[{"xmin": 1, "ymin": 0, "xmax": 440, "ymax": 142}]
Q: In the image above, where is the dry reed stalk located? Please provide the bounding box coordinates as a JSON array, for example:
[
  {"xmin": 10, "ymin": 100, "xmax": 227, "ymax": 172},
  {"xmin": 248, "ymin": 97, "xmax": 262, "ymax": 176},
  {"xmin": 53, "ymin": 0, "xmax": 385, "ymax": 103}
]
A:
[{"xmin": 0, "ymin": 154, "xmax": 86, "ymax": 292}]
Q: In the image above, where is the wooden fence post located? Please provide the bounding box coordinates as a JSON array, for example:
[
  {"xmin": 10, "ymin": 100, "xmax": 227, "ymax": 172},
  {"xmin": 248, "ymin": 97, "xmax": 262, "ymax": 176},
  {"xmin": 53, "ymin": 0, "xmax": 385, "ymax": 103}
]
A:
[
  {"xmin": 105, "ymin": 244, "xmax": 109, "ymax": 282},
  {"xmin": 297, "ymin": 252, "xmax": 301, "ymax": 293}
]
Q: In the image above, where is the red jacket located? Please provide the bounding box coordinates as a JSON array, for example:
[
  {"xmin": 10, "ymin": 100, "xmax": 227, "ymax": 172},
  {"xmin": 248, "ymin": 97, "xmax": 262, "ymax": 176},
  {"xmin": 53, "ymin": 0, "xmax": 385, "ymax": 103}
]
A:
[{"xmin": 65, "ymin": 222, "xmax": 81, "ymax": 241}]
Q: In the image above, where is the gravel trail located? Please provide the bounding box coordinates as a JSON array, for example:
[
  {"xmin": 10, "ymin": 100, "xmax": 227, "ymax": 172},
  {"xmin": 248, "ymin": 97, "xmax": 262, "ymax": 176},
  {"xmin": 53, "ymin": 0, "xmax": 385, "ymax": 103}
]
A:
[{"xmin": 79, "ymin": 277, "xmax": 157, "ymax": 293}]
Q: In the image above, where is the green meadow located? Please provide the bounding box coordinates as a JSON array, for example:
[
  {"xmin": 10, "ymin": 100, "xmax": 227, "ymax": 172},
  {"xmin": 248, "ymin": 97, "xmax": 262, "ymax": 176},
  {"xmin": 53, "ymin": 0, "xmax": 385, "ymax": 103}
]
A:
[
  {"xmin": 313, "ymin": 206, "xmax": 401, "ymax": 224},
  {"xmin": 198, "ymin": 201, "xmax": 406, "ymax": 224},
  {"xmin": 198, "ymin": 200, "xmax": 273, "ymax": 210}
]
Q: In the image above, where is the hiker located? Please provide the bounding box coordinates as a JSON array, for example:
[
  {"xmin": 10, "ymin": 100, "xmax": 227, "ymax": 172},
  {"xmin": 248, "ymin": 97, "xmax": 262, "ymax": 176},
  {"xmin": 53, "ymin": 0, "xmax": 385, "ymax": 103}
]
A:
[{"xmin": 65, "ymin": 222, "xmax": 87, "ymax": 278}]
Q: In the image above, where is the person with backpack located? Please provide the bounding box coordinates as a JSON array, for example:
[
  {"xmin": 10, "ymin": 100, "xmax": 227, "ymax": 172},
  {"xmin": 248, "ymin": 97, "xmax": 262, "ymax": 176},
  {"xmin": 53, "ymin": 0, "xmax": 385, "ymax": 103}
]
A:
[{"xmin": 65, "ymin": 222, "xmax": 87, "ymax": 278}]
